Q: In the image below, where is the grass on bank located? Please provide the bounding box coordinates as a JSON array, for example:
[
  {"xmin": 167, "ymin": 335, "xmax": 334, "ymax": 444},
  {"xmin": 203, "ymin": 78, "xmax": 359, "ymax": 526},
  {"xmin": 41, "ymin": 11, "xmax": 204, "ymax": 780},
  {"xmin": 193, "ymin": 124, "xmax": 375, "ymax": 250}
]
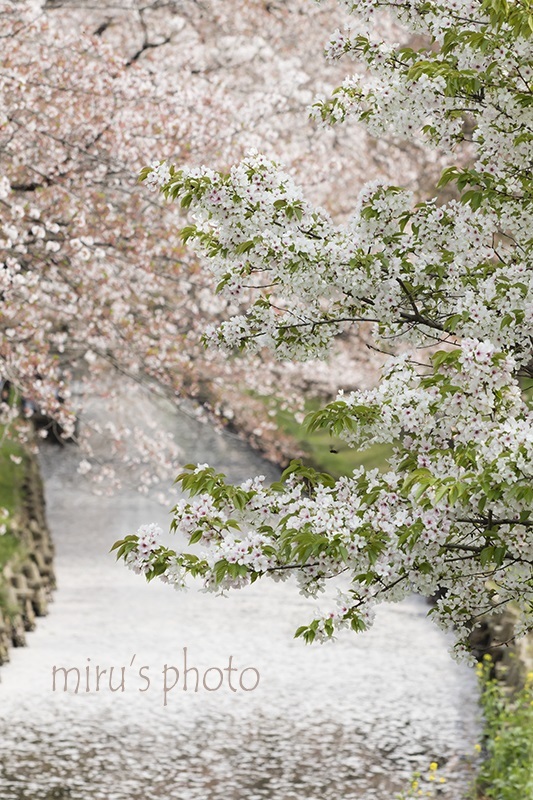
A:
[
  {"xmin": 273, "ymin": 399, "xmax": 391, "ymax": 477},
  {"xmin": 0, "ymin": 433, "xmax": 27, "ymax": 571},
  {"xmin": 474, "ymin": 657, "xmax": 533, "ymax": 800}
]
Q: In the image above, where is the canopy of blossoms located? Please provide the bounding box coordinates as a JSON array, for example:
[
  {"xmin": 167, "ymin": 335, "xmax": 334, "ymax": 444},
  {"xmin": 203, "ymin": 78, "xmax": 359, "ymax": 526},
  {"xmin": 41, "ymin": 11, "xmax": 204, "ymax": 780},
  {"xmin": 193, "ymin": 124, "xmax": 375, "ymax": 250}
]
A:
[{"xmin": 2, "ymin": 0, "xmax": 441, "ymax": 482}]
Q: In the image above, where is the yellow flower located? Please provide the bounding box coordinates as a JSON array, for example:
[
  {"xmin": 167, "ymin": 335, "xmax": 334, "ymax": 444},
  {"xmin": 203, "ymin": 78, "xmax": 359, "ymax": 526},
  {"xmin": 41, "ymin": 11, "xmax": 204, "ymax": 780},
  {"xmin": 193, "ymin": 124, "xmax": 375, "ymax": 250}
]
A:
[
  {"xmin": 428, "ymin": 774, "xmax": 436, "ymax": 782},
  {"xmin": 411, "ymin": 781, "xmax": 419, "ymax": 791},
  {"xmin": 429, "ymin": 762, "xmax": 438, "ymax": 771},
  {"xmin": 439, "ymin": 777, "xmax": 446, "ymax": 784},
  {"xmin": 474, "ymin": 743, "xmax": 482, "ymax": 753},
  {"xmin": 483, "ymin": 653, "xmax": 492, "ymax": 661}
]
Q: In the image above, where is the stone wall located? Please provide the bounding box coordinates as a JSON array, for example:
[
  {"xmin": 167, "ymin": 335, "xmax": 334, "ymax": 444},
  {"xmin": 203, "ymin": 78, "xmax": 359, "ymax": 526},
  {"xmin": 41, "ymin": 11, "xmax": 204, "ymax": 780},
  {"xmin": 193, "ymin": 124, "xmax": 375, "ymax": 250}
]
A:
[
  {"xmin": 0, "ymin": 451, "xmax": 55, "ymax": 666},
  {"xmin": 470, "ymin": 610, "xmax": 533, "ymax": 690}
]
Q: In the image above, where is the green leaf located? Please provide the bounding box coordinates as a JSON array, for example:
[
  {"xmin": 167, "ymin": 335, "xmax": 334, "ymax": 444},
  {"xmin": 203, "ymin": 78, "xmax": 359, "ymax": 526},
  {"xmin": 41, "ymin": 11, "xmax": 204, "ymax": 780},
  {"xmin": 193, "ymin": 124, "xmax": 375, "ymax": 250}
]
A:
[
  {"xmin": 235, "ymin": 240, "xmax": 255, "ymax": 255},
  {"xmin": 437, "ymin": 166, "xmax": 460, "ymax": 188},
  {"xmin": 180, "ymin": 226, "xmax": 197, "ymax": 243}
]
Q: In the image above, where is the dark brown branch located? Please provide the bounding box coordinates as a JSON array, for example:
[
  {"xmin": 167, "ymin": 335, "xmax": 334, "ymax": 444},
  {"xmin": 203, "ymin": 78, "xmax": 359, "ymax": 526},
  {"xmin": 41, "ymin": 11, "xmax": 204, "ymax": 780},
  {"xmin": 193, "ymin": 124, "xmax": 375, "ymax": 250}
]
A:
[
  {"xmin": 125, "ymin": 36, "xmax": 171, "ymax": 66},
  {"xmin": 457, "ymin": 517, "xmax": 533, "ymax": 527}
]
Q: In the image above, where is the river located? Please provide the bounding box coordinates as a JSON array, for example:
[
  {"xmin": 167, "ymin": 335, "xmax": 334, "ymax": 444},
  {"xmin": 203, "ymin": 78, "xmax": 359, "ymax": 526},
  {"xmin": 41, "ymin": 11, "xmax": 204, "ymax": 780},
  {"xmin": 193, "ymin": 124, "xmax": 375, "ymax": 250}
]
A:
[{"xmin": 0, "ymin": 400, "xmax": 479, "ymax": 800}]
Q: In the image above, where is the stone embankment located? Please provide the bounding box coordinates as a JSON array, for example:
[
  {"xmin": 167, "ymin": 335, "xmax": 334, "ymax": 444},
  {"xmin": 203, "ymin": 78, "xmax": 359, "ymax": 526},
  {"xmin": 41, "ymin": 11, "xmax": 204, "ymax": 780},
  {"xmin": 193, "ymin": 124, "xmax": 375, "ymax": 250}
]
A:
[
  {"xmin": 470, "ymin": 610, "xmax": 533, "ymax": 690},
  {"xmin": 0, "ymin": 452, "xmax": 55, "ymax": 666}
]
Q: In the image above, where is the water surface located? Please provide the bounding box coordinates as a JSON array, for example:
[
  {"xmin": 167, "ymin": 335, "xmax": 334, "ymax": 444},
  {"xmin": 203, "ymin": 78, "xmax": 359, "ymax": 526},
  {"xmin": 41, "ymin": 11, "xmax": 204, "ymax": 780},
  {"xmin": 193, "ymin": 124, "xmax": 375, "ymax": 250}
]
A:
[{"xmin": 0, "ymin": 403, "xmax": 479, "ymax": 799}]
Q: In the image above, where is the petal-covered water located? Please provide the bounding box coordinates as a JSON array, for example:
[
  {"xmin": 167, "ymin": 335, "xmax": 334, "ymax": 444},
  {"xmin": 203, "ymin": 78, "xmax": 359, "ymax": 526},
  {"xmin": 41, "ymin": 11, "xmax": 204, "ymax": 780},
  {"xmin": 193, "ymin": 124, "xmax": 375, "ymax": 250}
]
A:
[{"xmin": 0, "ymin": 404, "xmax": 478, "ymax": 799}]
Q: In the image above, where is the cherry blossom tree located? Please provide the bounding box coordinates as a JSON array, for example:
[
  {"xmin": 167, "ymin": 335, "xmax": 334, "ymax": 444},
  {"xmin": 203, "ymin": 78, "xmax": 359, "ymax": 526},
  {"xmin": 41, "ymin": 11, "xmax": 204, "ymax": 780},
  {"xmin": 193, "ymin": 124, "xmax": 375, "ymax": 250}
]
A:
[
  {"xmin": 116, "ymin": 0, "xmax": 533, "ymax": 660},
  {"xmin": 2, "ymin": 0, "xmax": 441, "ymax": 482},
  {"xmin": 0, "ymin": 0, "xmax": 234, "ymax": 477}
]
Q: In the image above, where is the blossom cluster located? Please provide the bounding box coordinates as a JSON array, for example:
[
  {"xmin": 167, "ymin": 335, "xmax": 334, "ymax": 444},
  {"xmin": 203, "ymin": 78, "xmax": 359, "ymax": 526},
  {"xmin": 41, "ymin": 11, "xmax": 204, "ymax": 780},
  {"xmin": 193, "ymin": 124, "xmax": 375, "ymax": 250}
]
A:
[
  {"xmin": 118, "ymin": 338, "xmax": 532, "ymax": 658},
  {"xmin": 145, "ymin": 151, "xmax": 531, "ymax": 370}
]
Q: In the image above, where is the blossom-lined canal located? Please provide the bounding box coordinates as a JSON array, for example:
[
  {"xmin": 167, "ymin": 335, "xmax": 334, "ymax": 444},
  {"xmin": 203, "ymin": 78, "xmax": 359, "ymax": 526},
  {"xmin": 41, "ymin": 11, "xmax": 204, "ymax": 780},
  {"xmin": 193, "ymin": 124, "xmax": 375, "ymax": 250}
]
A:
[{"xmin": 0, "ymin": 403, "xmax": 478, "ymax": 799}]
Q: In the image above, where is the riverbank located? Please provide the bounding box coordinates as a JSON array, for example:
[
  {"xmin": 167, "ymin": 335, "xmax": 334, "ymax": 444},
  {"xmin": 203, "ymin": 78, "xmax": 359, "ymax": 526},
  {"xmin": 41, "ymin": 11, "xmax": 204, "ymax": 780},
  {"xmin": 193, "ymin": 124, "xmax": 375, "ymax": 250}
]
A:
[
  {"xmin": 473, "ymin": 656, "xmax": 533, "ymax": 800},
  {"xmin": 0, "ymin": 441, "xmax": 55, "ymax": 666}
]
